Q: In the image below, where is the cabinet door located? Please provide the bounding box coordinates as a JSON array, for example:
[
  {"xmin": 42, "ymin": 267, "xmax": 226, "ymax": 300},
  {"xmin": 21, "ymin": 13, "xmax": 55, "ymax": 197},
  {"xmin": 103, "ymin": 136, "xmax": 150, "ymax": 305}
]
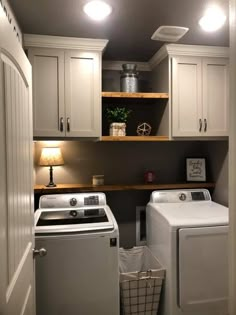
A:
[
  {"xmin": 172, "ymin": 56, "xmax": 202, "ymax": 137},
  {"xmin": 65, "ymin": 51, "xmax": 101, "ymax": 137},
  {"xmin": 28, "ymin": 48, "xmax": 65, "ymax": 137},
  {"xmin": 202, "ymin": 58, "xmax": 229, "ymax": 136}
]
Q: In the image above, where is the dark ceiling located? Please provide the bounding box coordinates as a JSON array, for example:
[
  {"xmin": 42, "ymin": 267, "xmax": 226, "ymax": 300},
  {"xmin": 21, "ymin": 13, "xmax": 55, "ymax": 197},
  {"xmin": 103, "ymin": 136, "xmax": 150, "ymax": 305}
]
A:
[{"xmin": 8, "ymin": 0, "xmax": 229, "ymax": 61}]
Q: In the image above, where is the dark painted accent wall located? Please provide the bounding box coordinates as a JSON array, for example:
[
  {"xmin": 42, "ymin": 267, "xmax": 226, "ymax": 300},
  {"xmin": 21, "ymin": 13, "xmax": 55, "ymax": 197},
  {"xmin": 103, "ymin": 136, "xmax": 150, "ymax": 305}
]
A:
[{"xmin": 34, "ymin": 140, "xmax": 228, "ymax": 247}]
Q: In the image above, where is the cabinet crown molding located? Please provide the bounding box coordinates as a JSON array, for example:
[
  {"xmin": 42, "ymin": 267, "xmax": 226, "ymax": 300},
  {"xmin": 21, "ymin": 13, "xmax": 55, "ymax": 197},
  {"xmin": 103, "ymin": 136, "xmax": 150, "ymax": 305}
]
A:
[
  {"xmin": 24, "ymin": 34, "xmax": 108, "ymax": 52},
  {"xmin": 149, "ymin": 44, "xmax": 229, "ymax": 69}
]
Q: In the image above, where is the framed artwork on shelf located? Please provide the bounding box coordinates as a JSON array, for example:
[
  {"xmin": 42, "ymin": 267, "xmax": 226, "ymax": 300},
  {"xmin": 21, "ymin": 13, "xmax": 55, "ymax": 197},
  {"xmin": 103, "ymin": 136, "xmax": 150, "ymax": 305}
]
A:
[{"xmin": 186, "ymin": 158, "xmax": 206, "ymax": 182}]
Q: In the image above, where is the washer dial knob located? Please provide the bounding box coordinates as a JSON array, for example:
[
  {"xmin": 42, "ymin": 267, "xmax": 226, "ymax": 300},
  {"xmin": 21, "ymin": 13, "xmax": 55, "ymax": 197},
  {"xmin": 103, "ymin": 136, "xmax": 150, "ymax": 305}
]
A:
[
  {"xmin": 179, "ymin": 193, "xmax": 186, "ymax": 201},
  {"xmin": 70, "ymin": 198, "xmax": 77, "ymax": 206}
]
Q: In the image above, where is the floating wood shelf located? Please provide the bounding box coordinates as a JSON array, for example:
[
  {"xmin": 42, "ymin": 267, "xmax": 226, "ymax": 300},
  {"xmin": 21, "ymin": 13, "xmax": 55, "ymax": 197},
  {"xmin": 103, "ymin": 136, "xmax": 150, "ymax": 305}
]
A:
[
  {"xmin": 102, "ymin": 92, "xmax": 169, "ymax": 99},
  {"xmin": 101, "ymin": 136, "xmax": 169, "ymax": 141},
  {"xmin": 34, "ymin": 182, "xmax": 215, "ymax": 194}
]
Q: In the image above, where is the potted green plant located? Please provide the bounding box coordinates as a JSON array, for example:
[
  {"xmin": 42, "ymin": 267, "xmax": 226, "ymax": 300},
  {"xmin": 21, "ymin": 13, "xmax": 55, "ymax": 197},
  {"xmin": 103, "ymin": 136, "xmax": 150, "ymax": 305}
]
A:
[{"xmin": 106, "ymin": 107, "xmax": 132, "ymax": 136}]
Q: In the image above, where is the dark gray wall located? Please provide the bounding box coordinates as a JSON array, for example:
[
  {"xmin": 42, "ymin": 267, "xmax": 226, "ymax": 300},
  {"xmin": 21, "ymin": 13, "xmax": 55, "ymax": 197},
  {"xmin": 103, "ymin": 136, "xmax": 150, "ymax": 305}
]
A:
[
  {"xmin": 34, "ymin": 140, "xmax": 228, "ymax": 247},
  {"xmin": 202, "ymin": 141, "xmax": 228, "ymax": 206}
]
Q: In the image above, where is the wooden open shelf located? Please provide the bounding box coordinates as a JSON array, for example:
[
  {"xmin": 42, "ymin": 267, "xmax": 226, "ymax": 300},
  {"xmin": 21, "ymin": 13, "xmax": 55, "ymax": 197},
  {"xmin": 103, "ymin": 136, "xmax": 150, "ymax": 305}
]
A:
[
  {"xmin": 102, "ymin": 92, "xmax": 169, "ymax": 99},
  {"xmin": 34, "ymin": 182, "xmax": 215, "ymax": 194},
  {"xmin": 101, "ymin": 136, "xmax": 169, "ymax": 141}
]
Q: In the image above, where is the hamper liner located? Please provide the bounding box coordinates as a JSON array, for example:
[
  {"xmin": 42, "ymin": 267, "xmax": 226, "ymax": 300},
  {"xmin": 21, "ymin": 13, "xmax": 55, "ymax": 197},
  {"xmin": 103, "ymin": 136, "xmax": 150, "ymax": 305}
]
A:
[{"xmin": 119, "ymin": 246, "xmax": 165, "ymax": 315}]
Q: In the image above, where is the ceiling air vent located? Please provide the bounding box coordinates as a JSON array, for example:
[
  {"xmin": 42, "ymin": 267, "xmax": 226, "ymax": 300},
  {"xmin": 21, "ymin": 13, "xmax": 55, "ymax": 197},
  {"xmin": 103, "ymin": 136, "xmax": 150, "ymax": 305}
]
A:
[{"xmin": 151, "ymin": 26, "xmax": 189, "ymax": 42}]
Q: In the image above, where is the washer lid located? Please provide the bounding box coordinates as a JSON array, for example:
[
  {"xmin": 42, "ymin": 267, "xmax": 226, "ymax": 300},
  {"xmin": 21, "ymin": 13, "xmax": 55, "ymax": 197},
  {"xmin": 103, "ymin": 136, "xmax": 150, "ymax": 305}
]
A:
[
  {"xmin": 150, "ymin": 201, "xmax": 228, "ymax": 229},
  {"xmin": 34, "ymin": 205, "xmax": 115, "ymax": 235}
]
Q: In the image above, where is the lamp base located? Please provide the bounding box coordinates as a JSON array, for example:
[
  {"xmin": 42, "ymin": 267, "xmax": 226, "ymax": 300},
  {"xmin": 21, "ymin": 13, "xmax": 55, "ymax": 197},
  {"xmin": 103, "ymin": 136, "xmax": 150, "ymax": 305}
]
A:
[
  {"xmin": 46, "ymin": 183, "xmax": 56, "ymax": 187},
  {"xmin": 45, "ymin": 165, "xmax": 57, "ymax": 187}
]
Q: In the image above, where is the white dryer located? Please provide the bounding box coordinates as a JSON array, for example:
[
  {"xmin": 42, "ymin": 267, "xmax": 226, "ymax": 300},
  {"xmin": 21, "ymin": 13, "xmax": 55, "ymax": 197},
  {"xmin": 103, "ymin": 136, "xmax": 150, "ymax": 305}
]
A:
[{"xmin": 146, "ymin": 189, "xmax": 228, "ymax": 315}]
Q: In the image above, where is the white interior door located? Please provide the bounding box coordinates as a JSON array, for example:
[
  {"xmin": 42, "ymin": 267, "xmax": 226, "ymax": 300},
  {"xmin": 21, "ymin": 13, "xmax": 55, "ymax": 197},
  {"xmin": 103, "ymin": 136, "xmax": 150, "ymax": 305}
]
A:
[{"xmin": 0, "ymin": 6, "xmax": 35, "ymax": 315}]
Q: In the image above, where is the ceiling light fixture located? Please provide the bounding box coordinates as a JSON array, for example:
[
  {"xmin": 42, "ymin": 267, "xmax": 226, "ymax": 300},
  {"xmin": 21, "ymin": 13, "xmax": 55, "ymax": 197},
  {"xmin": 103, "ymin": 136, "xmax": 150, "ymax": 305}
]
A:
[
  {"xmin": 151, "ymin": 26, "xmax": 189, "ymax": 42},
  {"xmin": 199, "ymin": 6, "xmax": 226, "ymax": 32},
  {"xmin": 83, "ymin": 1, "xmax": 112, "ymax": 21}
]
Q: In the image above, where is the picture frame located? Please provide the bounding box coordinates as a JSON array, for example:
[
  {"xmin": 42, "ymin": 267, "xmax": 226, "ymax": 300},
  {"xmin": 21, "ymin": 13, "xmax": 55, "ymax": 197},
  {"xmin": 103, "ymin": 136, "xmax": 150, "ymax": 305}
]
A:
[{"xmin": 186, "ymin": 158, "xmax": 206, "ymax": 182}]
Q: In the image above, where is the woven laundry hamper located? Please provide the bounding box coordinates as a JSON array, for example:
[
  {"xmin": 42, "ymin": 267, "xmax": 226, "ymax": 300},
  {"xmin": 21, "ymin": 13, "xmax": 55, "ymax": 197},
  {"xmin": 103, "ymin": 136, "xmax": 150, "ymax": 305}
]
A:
[{"xmin": 119, "ymin": 246, "xmax": 165, "ymax": 315}]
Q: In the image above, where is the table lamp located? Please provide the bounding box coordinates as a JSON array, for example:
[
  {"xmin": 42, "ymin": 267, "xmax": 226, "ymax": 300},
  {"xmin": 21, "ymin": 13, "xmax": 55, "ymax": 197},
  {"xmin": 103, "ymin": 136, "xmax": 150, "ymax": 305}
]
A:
[{"xmin": 39, "ymin": 147, "xmax": 64, "ymax": 187}]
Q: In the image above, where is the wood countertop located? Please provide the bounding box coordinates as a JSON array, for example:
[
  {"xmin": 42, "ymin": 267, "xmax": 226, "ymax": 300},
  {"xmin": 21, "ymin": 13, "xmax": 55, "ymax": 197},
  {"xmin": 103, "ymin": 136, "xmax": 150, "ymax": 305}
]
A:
[{"xmin": 34, "ymin": 182, "xmax": 215, "ymax": 194}]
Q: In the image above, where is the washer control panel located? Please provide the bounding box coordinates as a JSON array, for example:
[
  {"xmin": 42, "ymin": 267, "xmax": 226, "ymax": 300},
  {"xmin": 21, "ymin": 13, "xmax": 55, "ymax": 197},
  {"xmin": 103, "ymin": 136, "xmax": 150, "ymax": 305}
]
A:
[
  {"xmin": 39, "ymin": 193, "xmax": 107, "ymax": 209},
  {"xmin": 179, "ymin": 193, "xmax": 186, "ymax": 201},
  {"xmin": 84, "ymin": 195, "xmax": 99, "ymax": 206}
]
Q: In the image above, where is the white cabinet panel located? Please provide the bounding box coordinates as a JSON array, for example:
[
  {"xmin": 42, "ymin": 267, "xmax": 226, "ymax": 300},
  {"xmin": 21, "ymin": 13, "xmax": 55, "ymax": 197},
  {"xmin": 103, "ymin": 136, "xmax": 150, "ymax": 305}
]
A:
[
  {"xmin": 65, "ymin": 51, "xmax": 100, "ymax": 137},
  {"xmin": 171, "ymin": 56, "xmax": 228, "ymax": 138},
  {"xmin": 29, "ymin": 49, "xmax": 65, "ymax": 137},
  {"xmin": 202, "ymin": 58, "xmax": 228, "ymax": 136},
  {"xmin": 172, "ymin": 57, "xmax": 202, "ymax": 137},
  {"xmin": 179, "ymin": 226, "xmax": 228, "ymax": 312}
]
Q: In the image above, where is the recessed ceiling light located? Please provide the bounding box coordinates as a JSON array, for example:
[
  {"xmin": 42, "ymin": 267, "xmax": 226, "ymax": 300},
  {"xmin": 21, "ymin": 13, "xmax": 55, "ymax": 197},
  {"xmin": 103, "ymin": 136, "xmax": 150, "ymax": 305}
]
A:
[
  {"xmin": 199, "ymin": 6, "xmax": 226, "ymax": 32},
  {"xmin": 83, "ymin": 1, "xmax": 112, "ymax": 21}
]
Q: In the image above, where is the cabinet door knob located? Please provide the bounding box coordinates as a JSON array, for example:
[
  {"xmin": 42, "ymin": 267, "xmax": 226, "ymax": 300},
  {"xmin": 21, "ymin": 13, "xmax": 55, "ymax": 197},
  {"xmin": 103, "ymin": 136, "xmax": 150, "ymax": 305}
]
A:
[
  {"xmin": 204, "ymin": 118, "xmax": 207, "ymax": 132},
  {"xmin": 60, "ymin": 117, "xmax": 64, "ymax": 132},
  {"xmin": 67, "ymin": 117, "xmax": 70, "ymax": 132},
  {"xmin": 199, "ymin": 119, "xmax": 202, "ymax": 132}
]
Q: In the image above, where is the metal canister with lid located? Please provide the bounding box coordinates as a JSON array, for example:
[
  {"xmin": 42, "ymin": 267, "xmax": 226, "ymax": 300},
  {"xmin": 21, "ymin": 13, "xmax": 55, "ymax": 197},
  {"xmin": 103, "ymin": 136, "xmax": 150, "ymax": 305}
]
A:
[{"xmin": 120, "ymin": 63, "xmax": 139, "ymax": 92}]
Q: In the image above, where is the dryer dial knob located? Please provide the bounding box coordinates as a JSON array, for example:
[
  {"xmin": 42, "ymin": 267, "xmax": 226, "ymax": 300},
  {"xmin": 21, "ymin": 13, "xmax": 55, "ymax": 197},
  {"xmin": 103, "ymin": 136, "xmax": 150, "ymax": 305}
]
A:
[
  {"xmin": 70, "ymin": 198, "xmax": 77, "ymax": 206},
  {"xmin": 179, "ymin": 193, "xmax": 186, "ymax": 201}
]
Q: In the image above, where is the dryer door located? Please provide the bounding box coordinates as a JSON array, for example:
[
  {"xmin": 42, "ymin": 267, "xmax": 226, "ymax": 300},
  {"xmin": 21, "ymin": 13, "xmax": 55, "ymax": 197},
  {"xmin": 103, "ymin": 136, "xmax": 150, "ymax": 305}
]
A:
[{"xmin": 178, "ymin": 226, "xmax": 228, "ymax": 312}]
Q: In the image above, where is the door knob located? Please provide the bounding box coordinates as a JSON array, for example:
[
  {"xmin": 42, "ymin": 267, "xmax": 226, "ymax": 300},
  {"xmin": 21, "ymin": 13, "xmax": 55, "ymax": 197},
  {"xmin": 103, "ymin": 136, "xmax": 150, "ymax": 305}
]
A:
[{"xmin": 33, "ymin": 248, "xmax": 47, "ymax": 258}]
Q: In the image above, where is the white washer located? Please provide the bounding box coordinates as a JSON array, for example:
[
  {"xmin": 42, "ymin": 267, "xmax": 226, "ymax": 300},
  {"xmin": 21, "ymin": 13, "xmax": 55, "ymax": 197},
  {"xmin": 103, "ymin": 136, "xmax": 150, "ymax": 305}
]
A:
[
  {"xmin": 34, "ymin": 193, "xmax": 119, "ymax": 315},
  {"xmin": 146, "ymin": 189, "xmax": 228, "ymax": 315}
]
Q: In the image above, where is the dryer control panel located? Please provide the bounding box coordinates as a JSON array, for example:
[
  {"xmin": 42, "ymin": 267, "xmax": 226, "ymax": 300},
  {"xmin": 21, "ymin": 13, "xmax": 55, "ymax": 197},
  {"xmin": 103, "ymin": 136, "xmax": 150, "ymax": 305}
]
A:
[{"xmin": 150, "ymin": 189, "xmax": 211, "ymax": 203}]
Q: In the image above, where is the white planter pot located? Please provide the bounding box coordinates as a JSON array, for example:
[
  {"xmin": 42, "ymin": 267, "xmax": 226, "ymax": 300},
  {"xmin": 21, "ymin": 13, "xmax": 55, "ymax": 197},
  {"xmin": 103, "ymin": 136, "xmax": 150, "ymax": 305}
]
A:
[{"xmin": 109, "ymin": 123, "xmax": 126, "ymax": 136}]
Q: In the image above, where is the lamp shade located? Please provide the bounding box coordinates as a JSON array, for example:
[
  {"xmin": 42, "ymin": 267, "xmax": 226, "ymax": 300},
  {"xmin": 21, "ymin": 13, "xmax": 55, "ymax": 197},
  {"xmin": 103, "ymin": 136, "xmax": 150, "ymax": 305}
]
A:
[{"xmin": 39, "ymin": 147, "xmax": 64, "ymax": 166}]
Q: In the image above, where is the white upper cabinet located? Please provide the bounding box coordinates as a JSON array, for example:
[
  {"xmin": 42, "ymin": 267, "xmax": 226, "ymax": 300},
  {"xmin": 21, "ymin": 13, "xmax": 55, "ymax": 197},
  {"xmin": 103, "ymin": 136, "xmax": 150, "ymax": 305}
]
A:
[
  {"xmin": 25, "ymin": 34, "xmax": 108, "ymax": 139},
  {"xmin": 172, "ymin": 55, "xmax": 228, "ymax": 137},
  {"xmin": 150, "ymin": 44, "xmax": 229, "ymax": 139}
]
